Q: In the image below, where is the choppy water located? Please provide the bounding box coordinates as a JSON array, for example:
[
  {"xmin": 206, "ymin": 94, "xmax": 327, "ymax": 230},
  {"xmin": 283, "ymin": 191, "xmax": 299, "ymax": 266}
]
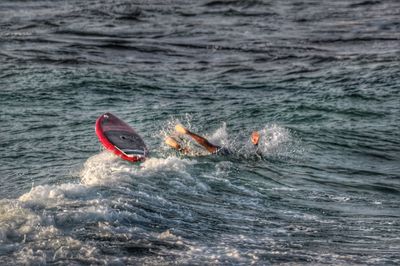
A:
[{"xmin": 1, "ymin": 0, "xmax": 400, "ymax": 264}]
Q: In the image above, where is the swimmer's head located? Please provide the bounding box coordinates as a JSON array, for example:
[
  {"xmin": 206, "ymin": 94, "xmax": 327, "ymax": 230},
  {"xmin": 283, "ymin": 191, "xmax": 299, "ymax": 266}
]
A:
[{"xmin": 251, "ymin": 131, "xmax": 260, "ymax": 145}]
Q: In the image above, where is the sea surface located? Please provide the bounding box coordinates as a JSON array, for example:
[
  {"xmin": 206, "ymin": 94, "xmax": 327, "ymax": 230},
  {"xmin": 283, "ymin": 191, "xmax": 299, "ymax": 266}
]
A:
[{"xmin": 1, "ymin": 0, "xmax": 399, "ymax": 265}]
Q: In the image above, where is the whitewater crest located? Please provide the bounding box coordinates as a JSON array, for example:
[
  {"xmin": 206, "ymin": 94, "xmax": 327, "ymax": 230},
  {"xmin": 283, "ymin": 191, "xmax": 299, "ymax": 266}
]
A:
[
  {"xmin": 6, "ymin": 150, "xmax": 200, "ymax": 264},
  {"xmin": 80, "ymin": 151, "xmax": 196, "ymax": 186}
]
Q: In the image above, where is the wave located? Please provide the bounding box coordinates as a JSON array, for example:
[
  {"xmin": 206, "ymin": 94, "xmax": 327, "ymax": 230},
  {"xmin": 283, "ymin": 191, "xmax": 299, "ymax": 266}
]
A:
[{"xmin": 0, "ymin": 152, "xmax": 200, "ymax": 264}]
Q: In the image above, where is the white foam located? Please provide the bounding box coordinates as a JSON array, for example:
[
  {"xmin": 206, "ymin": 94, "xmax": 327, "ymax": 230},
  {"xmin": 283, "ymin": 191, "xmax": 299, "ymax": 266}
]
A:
[
  {"xmin": 270, "ymin": 187, "xmax": 298, "ymax": 191},
  {"xmin": 80, "ymin": 151, "xmax": 196, "ymax": 186},
  {"xmin": 80, "ymin": 151, "xmax": 135, "ymax": 186},
  {"xmin": 0, "ymin": 201, "xmax": 91, "ymax": 265},
  {"xmin": 16, "ymin": 247, "xmax": 47, "ymax": 265},
  {"xmin": 0, "ymin": 200, "xmax": 39, "ymax": 243},
  {"xmin": 141, "ymin": 156, "xmax": 196, "ymax": 175},
  {"xmin": 158, "ymin": 229, "xmax": 180, "ymax": 240},
  {"xmin": 329, "ymin": 195, "xmax": 350, "ymax": 202},
  {"xmin": 14, "ymin": 233, "xmax": 100, "ymax": 265},
  {"xmin": 19, "ymin": 183, "xmax": 87, "ymax": 205}
]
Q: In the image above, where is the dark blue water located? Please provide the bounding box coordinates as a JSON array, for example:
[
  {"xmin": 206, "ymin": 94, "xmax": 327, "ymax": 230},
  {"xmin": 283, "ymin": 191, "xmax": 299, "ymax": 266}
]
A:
[{"xmin": 1, "ymin": 0, "xmax": 399, "ymax": 264}]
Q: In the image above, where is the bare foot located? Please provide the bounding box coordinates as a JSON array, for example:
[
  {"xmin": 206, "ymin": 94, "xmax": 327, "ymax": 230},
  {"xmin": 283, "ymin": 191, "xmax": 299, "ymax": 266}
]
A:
[
  {"xmin": 165, "ymin": 136, "xmax": 181, "ymax": 150},
  {"xmin": 175, "ymin": 124, "xmax": 189, "ymax": 134}
]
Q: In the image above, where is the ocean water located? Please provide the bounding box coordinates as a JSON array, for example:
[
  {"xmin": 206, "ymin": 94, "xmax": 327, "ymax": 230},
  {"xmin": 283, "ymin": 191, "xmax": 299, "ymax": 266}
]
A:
[{"xmin": 1, "ymin": 0, "xmax": 399, "ymax": 264}]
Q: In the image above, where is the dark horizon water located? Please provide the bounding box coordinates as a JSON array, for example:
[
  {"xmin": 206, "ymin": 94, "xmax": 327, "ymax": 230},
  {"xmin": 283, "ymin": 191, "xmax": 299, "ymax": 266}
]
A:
[{"xmin": 1, "ymin": 0, "xmax": 399, "ymax": 264}]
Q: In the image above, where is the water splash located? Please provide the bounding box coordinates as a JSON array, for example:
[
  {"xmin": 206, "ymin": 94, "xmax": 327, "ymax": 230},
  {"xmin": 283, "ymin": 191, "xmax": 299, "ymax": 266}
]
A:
[
  {"xmin": 157, "ymin": 115, "xmax": 296, "ymax": 160},
  {"xmin": 253, "ymin": 123, "xmax": 292, "ymax": 156}
]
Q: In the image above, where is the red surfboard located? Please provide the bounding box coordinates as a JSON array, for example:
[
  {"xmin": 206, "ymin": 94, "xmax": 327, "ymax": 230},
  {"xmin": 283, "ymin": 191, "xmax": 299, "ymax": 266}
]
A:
[{"xmin": 95, "ymin": 113, "xmax": 148, "ymax": 163}]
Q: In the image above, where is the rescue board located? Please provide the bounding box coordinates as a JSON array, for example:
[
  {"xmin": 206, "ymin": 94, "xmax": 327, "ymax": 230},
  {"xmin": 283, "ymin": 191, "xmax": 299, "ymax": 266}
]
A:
[{"xmin": 95, "ymin": 113, "xmax": 148, "ymax": 162}]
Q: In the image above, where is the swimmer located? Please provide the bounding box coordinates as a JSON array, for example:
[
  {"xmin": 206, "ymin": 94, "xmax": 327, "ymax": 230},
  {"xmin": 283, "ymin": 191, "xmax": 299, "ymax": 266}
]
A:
[{"xmin": 165, "ymin": 124, "xmax": 260, "ymax": 156}]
